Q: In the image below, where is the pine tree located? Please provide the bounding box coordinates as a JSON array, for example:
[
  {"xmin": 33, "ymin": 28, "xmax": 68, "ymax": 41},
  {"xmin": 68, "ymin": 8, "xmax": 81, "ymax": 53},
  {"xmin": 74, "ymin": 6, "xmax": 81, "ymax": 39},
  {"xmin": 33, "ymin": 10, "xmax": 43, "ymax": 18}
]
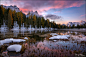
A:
[
  {"xmin": 1, "ymin": 5, "xmax": 5, "ymax": 15},
  {"xmin": 12, "ymin": 10, "xmax": 16, "ymax": 21},
  {"xmin": 33, "ymin": 15, "xmax": 36, "ymax": 27},
  {"xmin": 8, "ymin": 10, "xmax": 13, "ymax": 28},
  {"xmin": 20, "ymin": 12, "xmax": 23, "ymax": 24},
  {"xmin": 41, "ymin": 17, "xmax": 45, "ymax": 28}
]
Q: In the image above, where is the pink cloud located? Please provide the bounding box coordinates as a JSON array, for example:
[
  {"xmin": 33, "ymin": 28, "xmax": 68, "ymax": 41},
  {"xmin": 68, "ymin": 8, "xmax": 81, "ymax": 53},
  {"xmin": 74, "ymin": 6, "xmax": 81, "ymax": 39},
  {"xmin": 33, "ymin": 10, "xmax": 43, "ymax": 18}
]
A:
[
  {"xmin": 1, "ymin": 0, "xmax": 85, "ymax": 15},
  {"xmin": 39, "ymin": 1, "xmax": 84, "ymax": 11},
  {"xmin": 13, "ymin": 0, "xmax": 17, "ymax": 2},
  {"xmin": 34, "ymin": 1, "xmax": 85, "ymax": 15},
  {"xmin": 20, "ymin": 8, "xmax": 30, "ymax": 14}
]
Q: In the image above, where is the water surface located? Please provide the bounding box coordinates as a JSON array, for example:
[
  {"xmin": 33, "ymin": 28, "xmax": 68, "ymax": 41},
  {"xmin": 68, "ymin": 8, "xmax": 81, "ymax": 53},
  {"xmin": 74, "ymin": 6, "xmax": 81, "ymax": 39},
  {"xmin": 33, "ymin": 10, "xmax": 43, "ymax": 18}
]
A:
[{"xmin": 0, "ymin": 30, "xmax": 86, "ymax": 57}]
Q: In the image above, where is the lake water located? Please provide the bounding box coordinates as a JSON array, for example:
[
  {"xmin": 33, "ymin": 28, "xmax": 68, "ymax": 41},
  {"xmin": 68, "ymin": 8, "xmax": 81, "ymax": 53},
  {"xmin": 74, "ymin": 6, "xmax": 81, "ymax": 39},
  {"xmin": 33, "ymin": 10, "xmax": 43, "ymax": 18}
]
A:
[{"xmin": 0, "ymin": 30, "xmax": 86, "ymax": 57}]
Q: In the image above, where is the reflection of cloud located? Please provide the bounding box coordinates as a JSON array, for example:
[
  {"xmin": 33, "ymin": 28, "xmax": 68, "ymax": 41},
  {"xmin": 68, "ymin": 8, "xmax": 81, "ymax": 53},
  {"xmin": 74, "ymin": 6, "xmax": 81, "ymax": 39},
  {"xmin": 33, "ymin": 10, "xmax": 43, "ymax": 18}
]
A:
[
  {"xmin": 35, "ymin": 40, "xmax": 75, "ymax": 56},
  {"xmin": 66, "ymin": 17, "xmax": 70, "ymax": 18},
  {"xmin": 80, "ymin": 14, "xmax": 86, "ymax": 17},
  {"xmin": 1, "ymin": 0, "xmax": 85, "ymax": 15},
  {"xmin": 45, "ymin": 14, "xmax": 62, "ymax": 20}
]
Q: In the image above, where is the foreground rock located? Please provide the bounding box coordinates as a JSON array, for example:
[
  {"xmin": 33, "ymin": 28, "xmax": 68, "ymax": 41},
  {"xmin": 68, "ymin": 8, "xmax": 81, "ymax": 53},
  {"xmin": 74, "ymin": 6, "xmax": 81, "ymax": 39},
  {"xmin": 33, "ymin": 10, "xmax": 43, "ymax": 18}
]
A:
[
  {"xmin": 7, "ymin": 44, "xmax": 22, "ymax": 52},
  {"xmin": 10, "ymin": 38, "xmax": 26, "ymax": 42},
  {"xmin": 0, "ymin": 39, "xmax": 12, "ymax": 46},
  {"xmin": 49, "ymin": 35, "xmax": 70, "ymax": 40},
  {"xmin": 24, "ymin": 37, "xmax": 28, "ymax": 40},
  {"xmin": 0, "ymin": 38, "xmax": 26, "ymax": 46}
]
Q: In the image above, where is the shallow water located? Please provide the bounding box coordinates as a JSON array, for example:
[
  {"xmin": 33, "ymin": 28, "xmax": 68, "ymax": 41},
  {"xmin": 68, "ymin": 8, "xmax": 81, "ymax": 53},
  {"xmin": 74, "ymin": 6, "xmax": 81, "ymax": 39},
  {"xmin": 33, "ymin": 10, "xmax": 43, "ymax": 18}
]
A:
[{"xmin": 0, "ymin": 30, "xmax": 86, "ymax": 57}]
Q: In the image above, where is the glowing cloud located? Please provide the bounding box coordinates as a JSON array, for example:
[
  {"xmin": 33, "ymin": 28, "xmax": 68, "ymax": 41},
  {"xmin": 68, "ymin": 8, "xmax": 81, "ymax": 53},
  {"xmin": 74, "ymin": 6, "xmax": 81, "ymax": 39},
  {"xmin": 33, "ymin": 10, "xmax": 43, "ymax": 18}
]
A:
[{"xmin": 0, "ymin": 0, "xmax": 85, "ymax": 15}]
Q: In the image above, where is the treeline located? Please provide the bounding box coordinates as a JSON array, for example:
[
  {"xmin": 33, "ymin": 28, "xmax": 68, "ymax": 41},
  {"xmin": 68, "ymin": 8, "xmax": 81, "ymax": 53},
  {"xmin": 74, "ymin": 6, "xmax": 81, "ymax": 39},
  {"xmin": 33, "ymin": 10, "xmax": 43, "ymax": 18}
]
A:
[
  {"xmin": 0, "ymin": 5, "xmax": 26, "ymax": 28},
  {"xmin": 57, "ymin": 24, "xmax": 86, "ymax": 29},
  {"xmin": 67, "ymin": 24, "xmax": 86, "ymax": 29},
  {"xmin": 0, "ymin": 5, "xmax": 57, "ymax": 29}
]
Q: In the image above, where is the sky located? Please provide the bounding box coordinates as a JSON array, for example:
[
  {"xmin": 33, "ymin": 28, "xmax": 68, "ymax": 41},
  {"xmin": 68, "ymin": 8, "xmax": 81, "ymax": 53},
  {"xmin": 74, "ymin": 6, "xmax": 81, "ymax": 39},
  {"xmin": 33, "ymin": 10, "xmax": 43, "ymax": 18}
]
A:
[{"xmin": 0, "ymin": 0, "xmax": 86, "ymax": 24}]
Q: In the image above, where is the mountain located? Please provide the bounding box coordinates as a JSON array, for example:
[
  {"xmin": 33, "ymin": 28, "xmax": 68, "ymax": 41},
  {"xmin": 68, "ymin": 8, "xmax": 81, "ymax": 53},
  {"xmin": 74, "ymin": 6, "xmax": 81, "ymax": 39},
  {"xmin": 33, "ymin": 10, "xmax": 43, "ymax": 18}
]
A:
[
  {"xmin": 0, "ymin": 5, "xmax": 20, "ymax": 12},
  {"xmin": 67, "ymin": 20, "xmax": 86, "ymax": 27},
  {"xmin": 0, "ymin": 5, "xmax": 43, "ymax": 18},
  {"xmin": 26, "ymin": 11, "xmax": 43, "ymax": 18}
]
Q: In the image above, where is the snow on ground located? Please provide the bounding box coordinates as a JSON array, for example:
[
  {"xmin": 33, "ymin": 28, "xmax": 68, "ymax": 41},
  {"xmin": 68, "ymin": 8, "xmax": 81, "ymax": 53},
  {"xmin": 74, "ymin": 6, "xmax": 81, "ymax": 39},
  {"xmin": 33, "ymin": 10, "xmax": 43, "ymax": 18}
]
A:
[{"xmin": 7, "ymin": 44, "xmax": 22, "ymax": 52}]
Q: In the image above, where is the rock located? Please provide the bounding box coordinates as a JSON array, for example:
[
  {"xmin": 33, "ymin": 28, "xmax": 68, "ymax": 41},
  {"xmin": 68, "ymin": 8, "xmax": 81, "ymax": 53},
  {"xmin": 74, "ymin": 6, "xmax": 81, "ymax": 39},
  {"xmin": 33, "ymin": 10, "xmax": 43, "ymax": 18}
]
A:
[
  {"xmin": 24, "ymin": 37, "xmax": 28, "ymax": 40},
  {"xmin": 49, "ymin": 35, "xmax": 69, "ymax": 40},
  {"xmin": 75, "ymin": 53, "xmax": 85, "ymax": 57},
  {"xmin": 0, "ymin": 39, "xmax": 13, "ymax": 45},
  {"xmin": 0, "ymin": 38, "xmax": 26, "ymax": 46},
  {"xmin": 11, "ymin": 39, "xmax": 26, "ymax": 43},
  {"xmin": 50, "ymin": 33, "xmax": 58, "ymax": 36},
  {"xmin": 7, "ymin": 44, "xmax": 22, "ymax": 52}
]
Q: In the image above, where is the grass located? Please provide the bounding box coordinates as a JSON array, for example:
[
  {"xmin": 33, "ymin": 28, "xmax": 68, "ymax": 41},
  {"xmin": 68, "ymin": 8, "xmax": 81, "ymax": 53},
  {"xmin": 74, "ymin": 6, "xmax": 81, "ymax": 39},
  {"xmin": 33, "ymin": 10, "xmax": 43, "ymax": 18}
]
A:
[
  {"xmin": 29, "ymin": 38, "xmax": 36, "ymax": 43},
  {"xmin": 25, "ymin": 37, "xmax": 30, "ymax": 42},
  {"xmin": 46, "ymin": 34, "xmax": 52, "ymax": 40},
  {"xmin": 73, "ymin": 50, "xmax": 81, "ymax": 54},
  {"xmin": 69, "ymin": 50, "xmax": 72, "ymax": 54},
  {"xmin": 81, "ymin": 41, "xmax": 86, "ymax": 44},
  {"xmin": 0, "ymin": 44, "xmax": 8, "ymax": 53},
  {"xmin": 20, "ymin": 45, "xmax": 25, "ymax": 53}
]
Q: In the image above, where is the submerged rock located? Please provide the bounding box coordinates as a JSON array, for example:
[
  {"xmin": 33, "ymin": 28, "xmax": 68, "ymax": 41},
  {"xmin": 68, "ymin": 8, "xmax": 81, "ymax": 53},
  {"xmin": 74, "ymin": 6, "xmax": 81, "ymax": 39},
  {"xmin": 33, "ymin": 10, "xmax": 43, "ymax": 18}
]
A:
[
  {"xmin": 75, "ymin": 53, "xmax": 85, "ymax": 57},
  {"xmin": 53, "ymin": 40, "xmax": 57, "ymax": 42},
  {"xmin": 7, "ymin": 44, "xmax": 22, "ymax": 52}
]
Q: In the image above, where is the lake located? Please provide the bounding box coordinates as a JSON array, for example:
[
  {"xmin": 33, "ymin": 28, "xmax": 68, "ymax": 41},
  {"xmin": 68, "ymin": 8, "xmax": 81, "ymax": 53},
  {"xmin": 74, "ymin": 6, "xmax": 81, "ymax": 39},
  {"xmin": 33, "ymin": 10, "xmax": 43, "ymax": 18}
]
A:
[{"xmin": 0, "ymin": 30, "xmax": 86, "ymax": 57}]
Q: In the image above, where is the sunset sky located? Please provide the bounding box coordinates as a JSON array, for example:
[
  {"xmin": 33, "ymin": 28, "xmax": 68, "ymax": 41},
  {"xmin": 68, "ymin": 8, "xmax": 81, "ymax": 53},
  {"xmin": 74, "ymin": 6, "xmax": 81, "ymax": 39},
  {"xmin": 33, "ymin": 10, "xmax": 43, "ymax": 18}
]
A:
[{"xmin": 0, "ymin": 0, "xmax": 86, "ymax": 24}]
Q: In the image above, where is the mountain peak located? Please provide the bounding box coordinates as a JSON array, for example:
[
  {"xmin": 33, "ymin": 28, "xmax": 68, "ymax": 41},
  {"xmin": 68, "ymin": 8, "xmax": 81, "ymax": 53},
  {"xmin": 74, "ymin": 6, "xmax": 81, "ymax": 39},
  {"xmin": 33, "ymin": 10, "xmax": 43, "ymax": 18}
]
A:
[{"xmin": 2, "ymin": 5, "xmax": 20, "ymax": 12}]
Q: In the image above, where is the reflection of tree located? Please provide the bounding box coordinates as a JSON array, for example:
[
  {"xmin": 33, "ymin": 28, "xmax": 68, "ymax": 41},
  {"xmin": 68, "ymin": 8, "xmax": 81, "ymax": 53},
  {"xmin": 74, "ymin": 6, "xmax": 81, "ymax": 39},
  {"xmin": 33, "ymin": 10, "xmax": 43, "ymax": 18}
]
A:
[
  {"xmin": 13, "ymin": 30, "xmax": 19, "ymax": 37},
  {"xmin": 1, "ymin": 30, "xmax": 7, "ymax": 37},
  {"xmin": 29, "ymin": 35, "xmax": 44, "ymax": 41}
]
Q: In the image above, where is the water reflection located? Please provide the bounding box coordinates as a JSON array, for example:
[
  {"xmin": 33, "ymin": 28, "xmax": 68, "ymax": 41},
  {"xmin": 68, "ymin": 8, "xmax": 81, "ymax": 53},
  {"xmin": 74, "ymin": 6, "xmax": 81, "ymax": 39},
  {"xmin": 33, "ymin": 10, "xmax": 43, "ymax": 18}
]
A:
[
  {"xmin": 0, "ymin": 30, "xmax": 8, "ymax": 37},
  {"xmin": 13, "ymin": 30, "xmax": 19, "ymax": 37},
  {"xmin": 0, "ymin": 29, "xmax": 52, "ymax": 37},
  {"xmin": 0, "ymin": 30, "xmax": 86, "ymax": 57}
]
